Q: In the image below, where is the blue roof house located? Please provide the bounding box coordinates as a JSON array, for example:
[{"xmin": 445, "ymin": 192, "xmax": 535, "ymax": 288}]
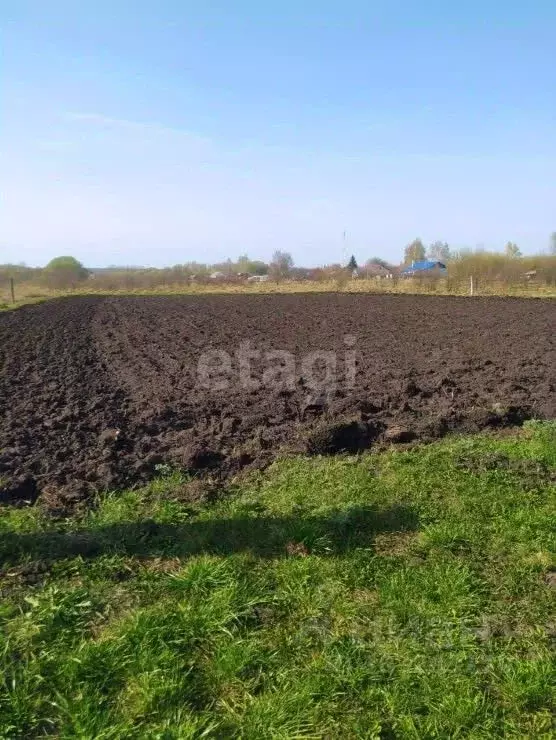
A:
[{"xmin": 400, "ymin": 260, "xmax": 447, "ymax": 276}]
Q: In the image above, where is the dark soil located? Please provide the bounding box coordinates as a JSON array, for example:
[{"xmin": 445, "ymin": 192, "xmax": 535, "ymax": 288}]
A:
[{"xmin": 1, "ymin": 294, "xmax": 554, "ymax": 510}]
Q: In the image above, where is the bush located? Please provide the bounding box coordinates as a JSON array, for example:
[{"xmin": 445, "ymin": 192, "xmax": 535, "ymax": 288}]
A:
[{"xmin": 42, "ymin": 257, "xmax": 89, "ymax": 289}]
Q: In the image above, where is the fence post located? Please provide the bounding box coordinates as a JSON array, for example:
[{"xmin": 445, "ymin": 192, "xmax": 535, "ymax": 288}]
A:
[
  {"xmin": 469, "ymin": 276, "xmax": 474, "ymax": 296},
  {"xmin": 10, "ymin": 277, "xmax": 15, "ymax": 304}
]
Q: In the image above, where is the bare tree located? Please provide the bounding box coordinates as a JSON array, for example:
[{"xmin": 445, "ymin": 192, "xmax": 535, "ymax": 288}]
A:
[
  {"xmin": 427, "ymin": 241, "xmax": 451, "ymax": 262},
  {"xmin": 269, "ymin": 251, "xmax": 294, "ymax": 281}
]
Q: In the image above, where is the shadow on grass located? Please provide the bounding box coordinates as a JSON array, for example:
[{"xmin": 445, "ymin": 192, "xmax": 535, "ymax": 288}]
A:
[{"xmin": 0, "ymin": 505, "xmax": 418, "ymax": 566}]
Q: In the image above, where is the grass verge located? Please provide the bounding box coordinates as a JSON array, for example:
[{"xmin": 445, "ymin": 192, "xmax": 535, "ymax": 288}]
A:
[
  {"xmin": 1, "ymin": 277, "xmax": 555, "ymax": 311},
  {"xmin": 1, "ymin": 422, "xmax": 555, "ymax": 738}
]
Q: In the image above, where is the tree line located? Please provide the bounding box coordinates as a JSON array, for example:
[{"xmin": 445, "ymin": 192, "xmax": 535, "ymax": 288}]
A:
[
  {"xmin": 2, "ymin": 234, "xmax": 556, "ymax": 291},
  {"xmin": 402, "ymin": 235, "xmax": 556, "ymax": 264}
]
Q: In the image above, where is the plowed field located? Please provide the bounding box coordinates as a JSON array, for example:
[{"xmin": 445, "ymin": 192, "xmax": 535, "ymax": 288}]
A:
[{"xmin": 1, "ymin": 294, "xmax": 554, "ymax": 509}]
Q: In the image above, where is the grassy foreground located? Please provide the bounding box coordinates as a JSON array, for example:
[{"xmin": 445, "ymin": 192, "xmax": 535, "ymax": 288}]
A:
[{"xmin": 1, "ymin": 423, "xmax": 555, "ymax": 738}]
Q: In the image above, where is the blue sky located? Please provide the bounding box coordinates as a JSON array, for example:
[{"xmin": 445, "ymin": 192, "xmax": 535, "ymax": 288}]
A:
[{"xmin": 2, "ymin": 1, "xmax": 555, "ymax": 267}]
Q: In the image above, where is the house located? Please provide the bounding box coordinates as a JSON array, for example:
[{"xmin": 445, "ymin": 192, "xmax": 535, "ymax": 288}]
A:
[
  {"xmin": 400, "ymin": 260, "xmax": 447, "ymax": 277},
  {"xmin": 364, "ymin": 262, "xmax": 394, "ymax": 279}
]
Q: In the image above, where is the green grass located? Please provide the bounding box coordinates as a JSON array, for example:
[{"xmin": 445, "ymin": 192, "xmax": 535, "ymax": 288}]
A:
[{"xmin": 1, "ymin": 422, "xmax": 555, "ymax": 738}]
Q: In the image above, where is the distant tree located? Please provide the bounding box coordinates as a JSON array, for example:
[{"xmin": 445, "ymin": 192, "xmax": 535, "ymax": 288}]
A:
[
  {"xmin": 504, "ymin": 241, "xmax": 522, "ymax": 259},
  {"xmin": 427, "ymin": 240, "xmax": 451, "ymax": 262},
  {"xmin": 452, "ymin": 247, "xmax": 473, "ymax": 260},
  {"xmin": 550, "ymin": 232, "xmax": 556, "ymax": 256},
  {"xmin": 403, "ymin": 238, "xmax": 426, "ymax": 265},
  {"xmin": 43, "ymin": 256, "xmax": 89, "ymax": 289},
  {"xmin": 181, "ymin": 261, "xmax": 210, "ymax": 276},
  {"xmin": 269, "ymin": 250, "xmax": 294, "ymax": 281},
  {"xmin": 236, "ymin": 253, "xmax": 250, "ymax": 271},
  {"xmin": 237, "ymin": 254, "xmax": 268, "ymax": 275},
  {"xmin": 347, "ymin": 255, "xmax": 358, "ymax": 271},
  {"xmin": 0, "ymin": 263, "xmax": 40, "ymax": 285},
  {"xmin": 248, "ymin": 261, "xmax": 268, "ymax": 276},
  {"xmin": 366, "ymin": 257, "xmax": 392, "ymax": 270}
]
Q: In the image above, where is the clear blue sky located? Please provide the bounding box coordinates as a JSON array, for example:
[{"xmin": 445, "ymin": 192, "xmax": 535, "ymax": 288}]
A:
[{"xmin": 2, "ymin": 1, "xmax": 555, "ymax": 267}]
